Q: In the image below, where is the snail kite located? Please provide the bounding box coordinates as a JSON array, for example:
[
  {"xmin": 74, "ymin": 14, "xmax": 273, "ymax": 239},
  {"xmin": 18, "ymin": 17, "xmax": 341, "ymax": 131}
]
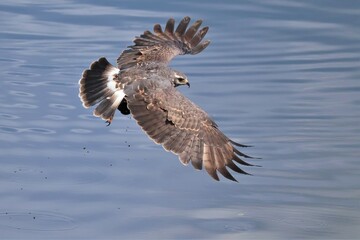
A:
[{"xmin": 79, "ymin": 16, "xmax": 257, "ymax": 182}]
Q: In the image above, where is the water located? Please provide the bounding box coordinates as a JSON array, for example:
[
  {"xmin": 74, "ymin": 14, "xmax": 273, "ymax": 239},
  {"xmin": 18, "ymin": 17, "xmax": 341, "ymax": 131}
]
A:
[{"xmin": 1, "ymin": 0, "xmax": 359, "ymax": 239}]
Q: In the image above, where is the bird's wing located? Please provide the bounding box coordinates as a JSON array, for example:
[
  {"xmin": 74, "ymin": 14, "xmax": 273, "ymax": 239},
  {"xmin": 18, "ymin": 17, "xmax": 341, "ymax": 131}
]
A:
[
  {"xmin": 125, "ymin": 80, "xmax": 255, "ymax": 182},
  {"xmin": 117, "ymin": 16, "xmax": 210, "ymax": 70}
]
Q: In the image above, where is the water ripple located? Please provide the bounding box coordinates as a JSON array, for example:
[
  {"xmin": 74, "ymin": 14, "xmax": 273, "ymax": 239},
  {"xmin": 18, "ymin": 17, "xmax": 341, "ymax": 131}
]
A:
[
  {"xmin": 42, "ymin": 81, "xmax": 77, "ymax": 87},
  {"xmin": 43, "ymin": 115, "xmax": 68, "ymax": 120},
  {"xmin": 77, "ymin": 114, "xmax": 97, "ymax": 120},
  {"xmin": 48, "ymin": 92, "xmax": 67, "ymax": 97},
  {"xmin": 49, "ymin": 103, "xmax": 76, "ymax": 110},
  {"xmin": 0, "ymin": 126, "xmax": 22, "ymax": 134},
  {"xmin": 9, "ymin": 91, "xmax": 35, "ymax": 97},
  {"xmin": 5, "ymin": 103, "xmax": 38, "ymax": 109},
  {"xmin": 5, "ymin": 80, "xmax": 44, "ymax": 87},
  {"xmin": 22, "ymin": 128, "xmax": 56, "ymax": 134},
  {"xmin": 0, "ymin": 113, "xmax": 20, "ymax": 120},
  {"xmin": 0, "ymin": 211, "xmax": 76, "ymax": 231},
  {"xmin": 70, "ymin": 129, "xmax": 92, "ymax": 134},
  {"xmin": 14, "ymin": 103, "xmax": 39, "ymax": 109}
]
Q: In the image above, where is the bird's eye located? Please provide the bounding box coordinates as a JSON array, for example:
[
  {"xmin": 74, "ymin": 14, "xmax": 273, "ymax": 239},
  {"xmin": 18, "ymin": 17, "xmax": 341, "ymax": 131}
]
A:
[{"xmin": 177, "ymin": 77, "xmax": 185, "ymax": 82}]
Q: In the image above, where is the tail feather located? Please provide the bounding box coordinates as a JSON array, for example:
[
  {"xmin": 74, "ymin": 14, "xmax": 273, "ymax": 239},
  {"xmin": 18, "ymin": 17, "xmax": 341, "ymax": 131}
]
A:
[
  {"xmin": 94, "ymin": 92, "xmax": 125, "ymax": 121},
  {"xmin": 83, "ymin": 88, "xmax": 112, "ymax": 107},
  {"xmin": 79, "ymin": 57, "xmax": 125, "ymax": 123}
]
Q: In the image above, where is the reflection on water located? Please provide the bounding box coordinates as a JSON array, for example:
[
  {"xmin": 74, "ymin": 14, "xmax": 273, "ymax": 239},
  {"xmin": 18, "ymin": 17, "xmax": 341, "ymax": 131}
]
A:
[{"xmin": 0, "ymin": 0, "xmax": 359, "ymax": 239}]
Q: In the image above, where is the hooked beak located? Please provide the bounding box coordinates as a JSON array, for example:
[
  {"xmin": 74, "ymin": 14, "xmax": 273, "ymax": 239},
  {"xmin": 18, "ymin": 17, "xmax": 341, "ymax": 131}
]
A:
[{"xmin": 186, "ymin": 82, "xmax": 190, "ymax": 88}]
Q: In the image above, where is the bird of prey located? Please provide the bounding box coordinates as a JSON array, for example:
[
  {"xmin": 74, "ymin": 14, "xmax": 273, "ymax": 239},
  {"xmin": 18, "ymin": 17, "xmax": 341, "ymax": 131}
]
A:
[{"xmin": 79, "ymin": 16, "xmax": 256, "ymax": 182}]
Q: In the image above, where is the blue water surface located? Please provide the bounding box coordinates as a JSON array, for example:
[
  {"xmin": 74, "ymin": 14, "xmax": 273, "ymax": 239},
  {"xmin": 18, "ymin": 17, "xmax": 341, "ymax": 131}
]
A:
[{"xmin": 0, "ymin": 0, "xmax": 359, "ymax": 239}]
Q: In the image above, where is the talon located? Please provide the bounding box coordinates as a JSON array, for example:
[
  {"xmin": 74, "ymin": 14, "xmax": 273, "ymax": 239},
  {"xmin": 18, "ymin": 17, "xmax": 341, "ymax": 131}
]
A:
[{"xmin": 106, "ymin": 121, "xmax": 111, "ymax": 126}]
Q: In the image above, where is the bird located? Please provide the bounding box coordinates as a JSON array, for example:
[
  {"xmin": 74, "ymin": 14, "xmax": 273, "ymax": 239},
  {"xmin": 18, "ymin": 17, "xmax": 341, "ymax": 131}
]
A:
[{"xmin": 78, "ymin": 16, "xmax": 257, "ymax": 182}]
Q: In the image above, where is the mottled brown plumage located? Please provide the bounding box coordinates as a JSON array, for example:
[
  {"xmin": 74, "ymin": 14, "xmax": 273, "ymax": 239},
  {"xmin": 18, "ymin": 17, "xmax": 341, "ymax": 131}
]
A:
[
  {"xmin": 117, "ymin": 16, "xmax": 210, "ymax": 69},
  {"xmin": 79, "ymin": 17, "xmax": 257, "ymax": 182}
]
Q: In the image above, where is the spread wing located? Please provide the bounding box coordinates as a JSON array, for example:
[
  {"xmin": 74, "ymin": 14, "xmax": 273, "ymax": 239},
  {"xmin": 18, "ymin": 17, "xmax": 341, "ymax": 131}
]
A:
[
  {"xmin": 125, "ymin": 80, "xmax": 255, "ymax": 182},
  {"xmin": 117, "ymin": 16, "xmax": 210, "ymax": 69}
]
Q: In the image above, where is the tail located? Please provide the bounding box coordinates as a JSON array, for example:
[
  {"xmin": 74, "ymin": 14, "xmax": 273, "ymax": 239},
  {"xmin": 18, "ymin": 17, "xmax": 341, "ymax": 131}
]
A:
[{"xmin": 79, "ymin": 57, "xmax": 125, "ymax": 124}]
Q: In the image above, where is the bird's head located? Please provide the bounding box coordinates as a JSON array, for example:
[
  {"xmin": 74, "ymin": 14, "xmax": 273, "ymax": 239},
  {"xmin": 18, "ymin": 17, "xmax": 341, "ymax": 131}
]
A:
[{"xmin": 173, "ymin": 70, "xmax": 190, "ymax": 88}]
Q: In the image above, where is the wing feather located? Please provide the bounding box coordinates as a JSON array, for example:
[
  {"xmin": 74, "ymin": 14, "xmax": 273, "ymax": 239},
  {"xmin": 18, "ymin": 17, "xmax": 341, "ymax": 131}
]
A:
[
  {"xmin": 190, "ymin": 40, "xmax": 211, "ymax": 55},
  {"xmin": 233, "ymin": 154, "xmax": 255, "ymax": 167},
  {"xmin": 125, "ymin": 83, "xmax": 255, "ymax": 181},
  {"xmin": 179, "ymin": 134, "xmax": 195, "ymax": 165},
  {"xmin": 163, "ymin": 129, "xmax": 183, "ymax": 151},
  {"xmin": 170, "ymin": 131, "xmax": 188, "ymax": 153},
  {"xmin": 190, "ymin": 138, "xmax": 203, "ymax": 170},
  {"xmin": 165, "ymin": 18, "xmax": 175, "ymax": 35},
  {"xmin": 117, "ymin": 16, "xmax": 210, "ymax": 69},
  {"xmin": 153, "ymin": 126, "xmax": 175, "ymax": 144},
  {"xmin": 203, "ymin": 144, "xmax": 219, "ymax": 180},
  {"xmin": 190, "ymin": 27, "xmax": 209, "ymax": 47},
  {"xmin": 141, "ymin": 115, "xmax": 164, "ymax": 130},
  {"xmin": 184, "ymin": 19, "xmax": 203, "ymax": 42},
  {"xmin": 146, "ymin": 122, "xmax": 168, "ymax": 136},
  {"xmin": 175, "ymin": 16, "xmax": 191, "ymax": 36},
  {"xmin": 227, "ymin": 160, "xmax": 250, "ymax": 175},
  {"xmin": 234, "ymin": 147, "xmax": 255, "ymax": 159}
]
